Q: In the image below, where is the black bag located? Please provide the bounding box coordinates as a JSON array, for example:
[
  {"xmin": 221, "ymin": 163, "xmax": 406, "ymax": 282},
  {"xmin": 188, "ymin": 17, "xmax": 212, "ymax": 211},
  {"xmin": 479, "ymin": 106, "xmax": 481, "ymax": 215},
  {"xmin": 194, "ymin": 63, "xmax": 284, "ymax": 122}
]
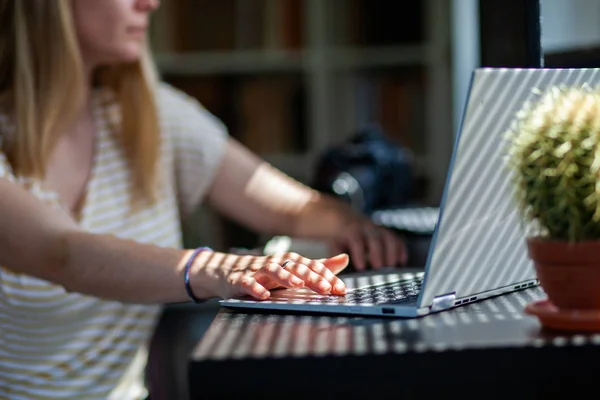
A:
[{"xmin": 312, "ymin": 125, "xmax": 415, "ymax": 215}]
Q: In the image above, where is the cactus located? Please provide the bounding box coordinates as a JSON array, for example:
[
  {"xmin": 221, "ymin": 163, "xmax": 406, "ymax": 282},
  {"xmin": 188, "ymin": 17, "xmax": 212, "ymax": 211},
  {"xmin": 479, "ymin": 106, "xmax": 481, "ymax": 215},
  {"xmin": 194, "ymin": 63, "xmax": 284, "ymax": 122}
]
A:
[{"xmin": 506, "ymin": 85, "xmax": 600, "ymax": 242}]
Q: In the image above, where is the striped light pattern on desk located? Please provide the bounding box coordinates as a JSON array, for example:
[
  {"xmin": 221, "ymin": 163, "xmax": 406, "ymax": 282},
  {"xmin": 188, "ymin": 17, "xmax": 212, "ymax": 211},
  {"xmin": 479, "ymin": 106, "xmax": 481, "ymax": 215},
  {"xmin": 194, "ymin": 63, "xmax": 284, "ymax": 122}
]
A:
[
  {"xmin": 193, "ymin": 288, "xmax": 599, "ymax": 361},
  {"xmin": 419, "ymin": 68, "xmax": 600, "ymax": 308}
]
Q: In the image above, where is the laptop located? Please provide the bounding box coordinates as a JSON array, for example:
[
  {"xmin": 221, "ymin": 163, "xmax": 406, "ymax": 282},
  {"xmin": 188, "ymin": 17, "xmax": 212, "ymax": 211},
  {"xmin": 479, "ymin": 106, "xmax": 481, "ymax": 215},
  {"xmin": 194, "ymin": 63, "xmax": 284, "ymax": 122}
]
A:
[{"xmin": 221, "ymin": 67, "xmax": 600, "ymax": 318}]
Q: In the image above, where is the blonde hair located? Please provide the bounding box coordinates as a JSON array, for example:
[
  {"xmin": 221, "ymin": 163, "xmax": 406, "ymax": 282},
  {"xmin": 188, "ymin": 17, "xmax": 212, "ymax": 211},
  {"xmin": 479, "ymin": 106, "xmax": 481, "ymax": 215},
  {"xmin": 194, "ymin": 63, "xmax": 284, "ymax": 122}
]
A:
[{"xmin": 0, "ymin": 0, "xmax": 160, "ymax": 203}]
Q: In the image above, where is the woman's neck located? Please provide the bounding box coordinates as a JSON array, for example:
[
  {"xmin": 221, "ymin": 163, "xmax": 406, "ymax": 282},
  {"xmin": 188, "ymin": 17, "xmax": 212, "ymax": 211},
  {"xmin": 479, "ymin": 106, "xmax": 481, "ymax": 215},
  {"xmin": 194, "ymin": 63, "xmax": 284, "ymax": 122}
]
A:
[{"xmin": 83, "ymin": 59, "xmax": 99, "ymax": 97}]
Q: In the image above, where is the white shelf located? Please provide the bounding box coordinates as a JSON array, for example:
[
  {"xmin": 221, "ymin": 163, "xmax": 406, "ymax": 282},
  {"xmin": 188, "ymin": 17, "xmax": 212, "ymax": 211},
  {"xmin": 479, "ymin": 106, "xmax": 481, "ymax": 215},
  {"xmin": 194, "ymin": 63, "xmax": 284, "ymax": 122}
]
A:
[
  {"xmin": 155, "ymin": 45, "xmax": 428, "ymax": 76},
  {"xmin": 155, "ymin": 50, "xmax": 305, "ymax": 75}
]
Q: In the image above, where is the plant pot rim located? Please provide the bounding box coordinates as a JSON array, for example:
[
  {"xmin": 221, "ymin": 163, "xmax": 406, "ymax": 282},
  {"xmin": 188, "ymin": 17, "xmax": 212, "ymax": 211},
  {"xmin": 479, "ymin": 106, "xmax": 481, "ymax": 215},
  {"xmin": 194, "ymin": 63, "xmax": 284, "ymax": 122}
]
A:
[
  {"xmin": 526, "ymin": 236, "xmax": 600, "ymax": 264},
  {"xmin": 527, "ymin": 236, "xmax": 600, "ymax": 245}
]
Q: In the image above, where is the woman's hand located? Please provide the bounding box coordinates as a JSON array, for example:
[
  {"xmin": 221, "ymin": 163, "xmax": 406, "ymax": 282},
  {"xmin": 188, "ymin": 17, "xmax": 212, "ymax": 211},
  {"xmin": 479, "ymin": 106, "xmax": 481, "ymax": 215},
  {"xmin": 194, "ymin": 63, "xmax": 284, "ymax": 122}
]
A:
[
  {"xmin": 330, "ymin": 218, "xmax": 408, "ymax": 271},
  {"xmin": 202, "ymin": 252, "xmax": 350, "ymax": 300}
]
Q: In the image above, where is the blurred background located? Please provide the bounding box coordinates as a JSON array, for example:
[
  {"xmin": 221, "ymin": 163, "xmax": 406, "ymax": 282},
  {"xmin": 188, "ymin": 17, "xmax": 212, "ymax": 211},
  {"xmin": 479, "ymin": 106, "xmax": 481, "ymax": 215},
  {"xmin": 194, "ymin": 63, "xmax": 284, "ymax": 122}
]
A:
[
  {"xmin": 146, "ymin": 1, "xmax": 600, "ymax": 398},
  {"xmin": 146, "ymin": 0, "xmax": 600, "ymax": 251}
]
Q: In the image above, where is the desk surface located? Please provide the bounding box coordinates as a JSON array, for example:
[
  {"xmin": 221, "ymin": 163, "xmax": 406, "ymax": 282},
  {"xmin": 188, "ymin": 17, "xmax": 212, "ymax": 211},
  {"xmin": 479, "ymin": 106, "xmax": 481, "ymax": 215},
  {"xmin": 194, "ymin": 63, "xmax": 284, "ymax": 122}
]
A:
[{"xmin": 189, "ymin": 273, "xmax": 600, "ymax": 399}]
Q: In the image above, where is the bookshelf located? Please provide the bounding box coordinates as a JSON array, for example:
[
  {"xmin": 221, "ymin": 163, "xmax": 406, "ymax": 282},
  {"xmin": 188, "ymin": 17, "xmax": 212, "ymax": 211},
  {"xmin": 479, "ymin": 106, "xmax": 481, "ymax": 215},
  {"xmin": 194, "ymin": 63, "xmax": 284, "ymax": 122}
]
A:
[{"xmin": 149, "ymin": 0, "xmax": 453, "ymax": 249}]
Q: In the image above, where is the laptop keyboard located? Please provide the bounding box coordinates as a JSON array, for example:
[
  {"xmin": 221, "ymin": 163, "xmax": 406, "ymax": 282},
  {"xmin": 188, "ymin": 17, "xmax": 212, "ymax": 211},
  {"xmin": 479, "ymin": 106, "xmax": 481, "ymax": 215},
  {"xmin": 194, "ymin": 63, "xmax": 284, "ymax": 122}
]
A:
[
  {"xmin": 272, "ymin": 276, "xmax": 423, "ymax": 305},
  {"xmin": 344, "ymin": 277, "xmax": 422, "ymax": 305}
]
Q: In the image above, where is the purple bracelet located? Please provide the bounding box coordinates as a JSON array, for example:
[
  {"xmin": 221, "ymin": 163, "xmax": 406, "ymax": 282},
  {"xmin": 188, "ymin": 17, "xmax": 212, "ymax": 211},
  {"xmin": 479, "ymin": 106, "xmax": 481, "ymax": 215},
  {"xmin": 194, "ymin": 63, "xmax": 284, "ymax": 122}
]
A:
[{"xmin": 184, "ymin": 246, "xmax": 212, "ymax": 303}]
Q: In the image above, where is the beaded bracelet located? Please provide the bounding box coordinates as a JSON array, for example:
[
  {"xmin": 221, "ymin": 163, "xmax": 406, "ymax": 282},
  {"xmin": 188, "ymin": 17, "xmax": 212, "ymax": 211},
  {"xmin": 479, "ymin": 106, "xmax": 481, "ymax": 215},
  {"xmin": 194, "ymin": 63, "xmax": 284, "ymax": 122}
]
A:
[{"xmin": 184, "ymin": 246, "xmax": 212, "ymax": 303}]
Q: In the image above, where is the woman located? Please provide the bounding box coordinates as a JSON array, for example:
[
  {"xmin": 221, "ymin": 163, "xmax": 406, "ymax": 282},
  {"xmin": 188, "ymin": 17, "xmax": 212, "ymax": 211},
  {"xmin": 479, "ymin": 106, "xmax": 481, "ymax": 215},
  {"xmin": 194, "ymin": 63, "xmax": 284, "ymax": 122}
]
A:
[{"xmin": 0, "ymin": 0, "xmax": 407, "ymax": 399}]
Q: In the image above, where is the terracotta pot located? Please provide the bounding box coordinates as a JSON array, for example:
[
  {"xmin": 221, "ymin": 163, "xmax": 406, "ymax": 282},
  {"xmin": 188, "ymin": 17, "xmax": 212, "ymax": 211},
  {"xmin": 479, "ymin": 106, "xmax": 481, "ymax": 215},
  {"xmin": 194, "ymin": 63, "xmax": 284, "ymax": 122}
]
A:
[{"xmin": 527, "ymin": 237, "xmax": 600, "ymax": 310}]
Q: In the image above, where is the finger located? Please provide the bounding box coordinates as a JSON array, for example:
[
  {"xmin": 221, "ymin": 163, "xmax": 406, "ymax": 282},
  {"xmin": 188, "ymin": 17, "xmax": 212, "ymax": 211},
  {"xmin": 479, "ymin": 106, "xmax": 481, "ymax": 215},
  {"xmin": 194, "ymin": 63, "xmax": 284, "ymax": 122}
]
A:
[
  {"xmin": 272, "ymin": 253, "xmax": 346, "ymax": 294},
  {"xmin": 285, "ymin": 261, "xmax": 333, "ymax": 295},
  {"xmin": 238, "ymin": 276, "xmax": 270, "ymax": 300},
  {"xmin": 398, "ymin": 237, "xmax": 409, "ymax": 265},
  {"xmin": 305, "ymin": 259, "xmax": 347, "ymax": 295},
  {"xmin": 366, "ymin": 232, "xmax": 384, "ymax": 269},
  {"xmin": 384, "ymin": 234, "xmax": 409, "ymax": 266},
  {"xmin": 287, "ymin": 253, "xmax": 346, "ymax": 289},
  {"xmin": 382, "ymin": 230, "xmax": 400, "ymax": 266},
  {"xmin": 254, "ymin": 262, "xmax": 305, "ymax": 289},
  {"xmin": 346, "ymin": 234, "xmax": 366, "ymax": 271},
  {"xmin": 319, "ymin": 253, "xmax": 350, "ymax": 275}
]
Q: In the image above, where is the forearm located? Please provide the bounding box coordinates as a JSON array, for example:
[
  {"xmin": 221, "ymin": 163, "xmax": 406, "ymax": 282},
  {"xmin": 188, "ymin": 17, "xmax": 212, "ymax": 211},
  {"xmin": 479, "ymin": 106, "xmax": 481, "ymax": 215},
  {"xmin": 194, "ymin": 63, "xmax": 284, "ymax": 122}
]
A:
[
  {"xmin": 47, "ymin": 231, "xmax": 208, "ymax": 304},
  {"xmin": 206, "ymin": 139, "xmax": 367, "ymax": 240},
  {"xmin": 290, "ymin": 192, "xmax": 365, "ymax": 239},
  {"xmin": 0, "ymin": 177, "xmax": 225, "ymax": 304}
]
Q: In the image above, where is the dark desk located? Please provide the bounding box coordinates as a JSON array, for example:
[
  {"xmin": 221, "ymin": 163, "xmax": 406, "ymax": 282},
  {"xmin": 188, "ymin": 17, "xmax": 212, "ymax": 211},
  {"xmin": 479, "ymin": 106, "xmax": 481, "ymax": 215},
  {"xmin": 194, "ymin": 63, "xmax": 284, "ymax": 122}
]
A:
[{"xmin": 189, "ymin": 275, "xmax": 600, "ymax": 399}]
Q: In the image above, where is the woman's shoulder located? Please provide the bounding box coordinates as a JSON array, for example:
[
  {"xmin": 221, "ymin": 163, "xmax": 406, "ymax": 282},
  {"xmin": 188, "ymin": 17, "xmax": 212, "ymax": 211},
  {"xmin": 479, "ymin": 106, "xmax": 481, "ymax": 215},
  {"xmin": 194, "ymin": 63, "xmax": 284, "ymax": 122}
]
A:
[
  {"xmin": 155, "ymin": 82, "xmax": 196, "ymax": 106},
  {"xmin": 155, "ymin": 82, "xmax": 214, "ymax": 119},
  {"xmin": 154, "ymin": 82, "xmax": 228, "ymax": 136}
]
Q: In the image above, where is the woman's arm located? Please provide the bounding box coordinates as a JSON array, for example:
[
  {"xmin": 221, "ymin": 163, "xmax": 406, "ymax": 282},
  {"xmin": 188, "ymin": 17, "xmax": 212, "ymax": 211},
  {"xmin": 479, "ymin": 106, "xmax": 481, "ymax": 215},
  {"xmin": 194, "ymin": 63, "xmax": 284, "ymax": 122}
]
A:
[
  {"xmin": 206, "ymin": 138, "xmax": 407, "ymax": 269},
  {"xmin": 204, "ymin": 138, "xmax": 344, "ymax": 238},
  {"xmin": 0, "ymin": 177, "xmax": 346, "ymax": 302},
  {"xmin": 0, "ymin": 177, "xmax": 202, "ymax": 303}
]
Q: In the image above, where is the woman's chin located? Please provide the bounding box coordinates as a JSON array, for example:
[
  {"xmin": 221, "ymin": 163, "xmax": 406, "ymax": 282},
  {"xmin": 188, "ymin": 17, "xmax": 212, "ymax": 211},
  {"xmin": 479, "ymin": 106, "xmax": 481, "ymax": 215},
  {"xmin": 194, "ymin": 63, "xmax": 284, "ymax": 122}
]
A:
[
  {"xmin": 99, "ymin": 47, "xmax": 143, "ymax": 66},
  {"xmin": 116, "ymin": 49, "xmax": 143, "ymax": 64}
]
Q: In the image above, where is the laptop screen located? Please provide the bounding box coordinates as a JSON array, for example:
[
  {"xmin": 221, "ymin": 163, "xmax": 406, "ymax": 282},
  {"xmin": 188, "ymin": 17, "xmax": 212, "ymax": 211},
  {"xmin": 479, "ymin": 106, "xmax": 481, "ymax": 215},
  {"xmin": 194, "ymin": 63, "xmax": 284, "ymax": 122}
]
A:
[{"xmin": 418, "ymin": 68, "xmax": 600, "ymax": 308}]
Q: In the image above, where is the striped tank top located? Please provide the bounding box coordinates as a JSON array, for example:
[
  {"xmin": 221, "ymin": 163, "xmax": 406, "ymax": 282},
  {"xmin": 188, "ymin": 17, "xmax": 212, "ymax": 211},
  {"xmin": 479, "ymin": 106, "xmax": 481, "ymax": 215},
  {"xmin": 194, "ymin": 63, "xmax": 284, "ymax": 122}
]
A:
[{"xmin": 0, "ymin": 84, "xmax": 227, "ymax": 399}]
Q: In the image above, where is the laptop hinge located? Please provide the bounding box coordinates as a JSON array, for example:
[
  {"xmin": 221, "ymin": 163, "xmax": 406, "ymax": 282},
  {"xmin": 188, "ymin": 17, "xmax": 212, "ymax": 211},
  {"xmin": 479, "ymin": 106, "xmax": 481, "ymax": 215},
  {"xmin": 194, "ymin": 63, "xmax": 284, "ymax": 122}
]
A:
[{"xmin": 431, "ymin": 292, "xmax": 456, "ymax": 312}]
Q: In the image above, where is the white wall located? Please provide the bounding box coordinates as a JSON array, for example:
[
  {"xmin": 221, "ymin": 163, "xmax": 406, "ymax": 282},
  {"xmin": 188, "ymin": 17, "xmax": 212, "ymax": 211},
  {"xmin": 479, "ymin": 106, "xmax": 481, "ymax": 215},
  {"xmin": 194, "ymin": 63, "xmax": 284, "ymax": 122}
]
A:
[
  {"xmin": 542, "ymin": 0, "xmax": 600, "ymax": 53},
  {"xmin": 451, "ymin": 0, "xmax": 480, "ymax": 135}
]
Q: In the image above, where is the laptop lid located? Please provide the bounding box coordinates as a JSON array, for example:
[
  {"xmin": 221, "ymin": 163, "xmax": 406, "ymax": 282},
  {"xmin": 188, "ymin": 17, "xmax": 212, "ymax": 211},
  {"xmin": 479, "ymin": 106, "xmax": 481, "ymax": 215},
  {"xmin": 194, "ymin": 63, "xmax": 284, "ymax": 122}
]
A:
[{"xmin": 417, "ymin": 67, "xmax": 600, "ymax": 309}]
